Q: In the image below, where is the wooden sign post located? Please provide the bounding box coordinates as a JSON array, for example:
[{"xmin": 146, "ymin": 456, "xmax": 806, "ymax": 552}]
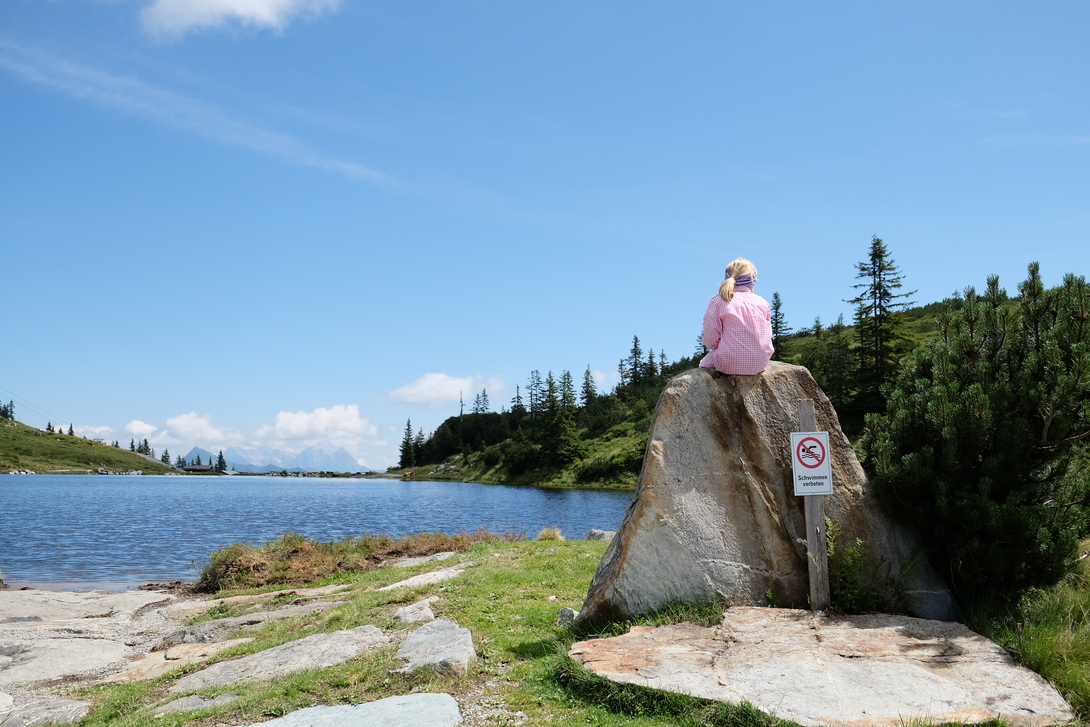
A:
[{"xmin": 794, "ymin": 400, "xmax": 830, "ymax": 611}]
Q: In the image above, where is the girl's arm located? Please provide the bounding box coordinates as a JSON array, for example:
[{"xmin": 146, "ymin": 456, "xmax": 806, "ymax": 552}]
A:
[{"xmin": 702, "ymin": 298, "xmax": 722, "ymax": 351}]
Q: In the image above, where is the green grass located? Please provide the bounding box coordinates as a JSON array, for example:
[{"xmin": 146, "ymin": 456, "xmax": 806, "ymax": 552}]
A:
[
  {"xmin": 970, "ymin": 543, "xmax": 1090, "ymax": 718},
  {"xmin": 0, "ymin": 419, "xmax": 175, "ymax": 474},
  {"xmin": 69, "ymin": 536, "xmax": 1089, "ymax": 727}
]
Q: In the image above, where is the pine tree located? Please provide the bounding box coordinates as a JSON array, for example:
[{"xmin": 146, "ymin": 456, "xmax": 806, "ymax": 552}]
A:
[
  {"xmin": 770, "ymin": 292, "xmax": 790, "ymax": 361},
  {"xmin": 627, "ymin": 336, "xmax": 644, "ymax": 385},
  {"xmin": 581, "ymin": 366, "xmax": 597, "ymax": 406},
  {"xmin": 847, "ymin": 236, "xmax": 916, "ymax": 413},
  {"xmin": 175, "ymin": 454, "xmax": 186, "ymax": 468},
  {"xmin": 67, "ymin": 424, "xmax": 74, "ymax": 436},
  {"xmin": 216, "ymin": 450, "xmax": 227, "ymax": 473},
  {"xmin": 161, "ymin": 449, "xmax": 171, "ymax": 465},
  {"xmin": 527, "ymin": 370, "xmax": 543, "ymax": 418},
  {"xmin": 560, "ymin": 370, "xmax": 576, "ymax": 411},
  {"xmin": 129, "ymin": 438, "xmax": 135, "ymax": 452},
  {"xmin": 510, "ymin": 385, "xmax": 527, "ymax": 416},
  {"xmin": 399, "ymin": 419, "xmax": 415, "ymax": 469},
  {"xmin": 195, "ymin": 454, "xmax": 202, "ymax": 466},
  {"xmin": 863, "ymin": 265, "xmax": 1090, "ymax": 602}
]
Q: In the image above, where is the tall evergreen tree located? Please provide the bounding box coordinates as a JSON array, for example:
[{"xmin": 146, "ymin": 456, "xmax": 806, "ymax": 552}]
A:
[
  {"xmin": 161, "ymin": 448, "xmax": 171, "ymax": 465},
  {"xmin": 847, "ymin": 236, "xmax": 916, "ymax": 412},
  {"xmin": 527, "ymin": 370, "xmax": 543, "ymax": 418},
  {"xmin": 216, "ymin": 450, "xmax": 227, "ymax": 473},
  {"xmin": 67, "ymin": 423, "xmax": 74, "ymax": 435},
  {"xmin": 175, "ymin": 454, "xmax": 186, "ymax": 468},
  {"xmin": 560, "ymin": 370, "xmax": 577, "ymax": 411},
  {"xmin": 510, "ymin": 385, "xmax": 527, "ymax": 417},
  {"xmin": 580, "ymin": 366, "xmax": 597, "ymax": 406},
  {"xmin": 770, "ymin": 292, "xmax": 791, "ymax": 360},
  {"xmin": 627, "ymin": 336, "xmax": 644, "ymax": 385},
  {"xmin": 129, "ymin": 438, "xmax": 135, "ymax": 451},
  {"xmin": 399, "ymin": 419, "xmax": 415, "ymax": 468}
]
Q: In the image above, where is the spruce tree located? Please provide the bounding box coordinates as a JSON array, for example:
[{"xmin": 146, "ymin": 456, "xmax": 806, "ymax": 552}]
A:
[
  {"xmin": 581, "ymin": 366, "xmax": 597, "ymax": 406},
  {"xmin": 560, "ymin": 370, "xmax": 576, "ymax": 411},
  {"xmin": 864, "ymin": 265, "xmax": 1090, "ymax": 602},
  {"xmin": 627, "ymin": 336, "xmax": 644, "ymax": 385},
  {"xmin": 399, "ymin": 419, "xmax": 415, "ymax": 468},
  {"xmin": 847, "ymin": 236, "xmax": 915, "ymax": 413},
  {"xmin": 161, "ymin": 449, "xmax": 171, "ymax": 465},
  {"xmin": 68, "ymin": 424, "xmax": 74, "ymax": 436},
  {"xmin": 216, "ymin": 450, "xmax": 227, "ymax": 473},
  {"xmin": 770, "ymin": 292, "xmax": 790, "ymax": 360}
]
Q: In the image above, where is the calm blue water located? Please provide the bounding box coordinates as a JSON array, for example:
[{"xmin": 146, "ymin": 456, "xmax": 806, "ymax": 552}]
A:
[{"xmin": 0, "ymin": 475, "xmax": 633, "ymax": 585}]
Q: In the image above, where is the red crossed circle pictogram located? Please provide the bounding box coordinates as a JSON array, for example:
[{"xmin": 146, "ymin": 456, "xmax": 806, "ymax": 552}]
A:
[{"xmin": 795, "ymin": 436, "xmax": 826, "ymax": 469}]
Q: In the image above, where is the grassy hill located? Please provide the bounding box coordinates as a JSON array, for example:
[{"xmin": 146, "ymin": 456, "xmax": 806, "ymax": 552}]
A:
[{"xmin": 0, "ymin": 419, "xmax": 176, "ymax": 475}]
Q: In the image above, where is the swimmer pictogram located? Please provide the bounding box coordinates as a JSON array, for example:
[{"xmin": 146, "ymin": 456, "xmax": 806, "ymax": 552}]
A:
[{"xmin": 795, "ymin": 436, "xmax": 826, "ymax": 469}]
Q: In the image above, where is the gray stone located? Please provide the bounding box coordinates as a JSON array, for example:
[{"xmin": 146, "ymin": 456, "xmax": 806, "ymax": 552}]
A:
[
  {"xmin": 169, "ymin": 625, "xmax": 389, "ymax": 693},
  {"xmin": 252, "ymin": 693, "xmax": 461, "ymax": 727},
  {"xmin": 555, "ymin": 608, "xmax": 579, "ymax": 628},
  {"xmin": 153, "ymin": 694, "xmax": 239, "ymax": 716},
  {"xmin": 394, "ymin": 619, "xmax": 475, "ymax": 677},
  {"xmin": 392, "ymin": 552, "xmax": 456, "ymax": 568},
  {"xmin": 394, "ymin": 596, "xmax": 439, "ymax": 623},
  {"xmin": 0, "ymin": 639, "xmax": 130, "ymax": 687},
  {"xmin": 378, "ymin": 563, "xmax": 475, "ymax": 591},
  {"xmin": 0, "ymin": 698, "xmax": 92, "ymax": 726},
  {"xmin": 0, "ymin": 691, "xmax": 12, "ymax": 711},
  {"xmin": 577, "ymin": 365, "xmax": 956, "ymax": 624},
  {"xmin": 0, "ymin": 589, "xmax": 172, "ymax": 623},
  {"xmin": 101, "ymin": 638, "xmax": 253, "ymax": 684},
  {"xmin": 585, "ymin": 530, "xmax": 616, "ymax": 541},
  {"xmin": 570, "ymin": 606, "xmax": 1075, "ymax": 727},
  {"xmin": 157, "ymin": 601, "xmax": 338, "ymax": 647}
]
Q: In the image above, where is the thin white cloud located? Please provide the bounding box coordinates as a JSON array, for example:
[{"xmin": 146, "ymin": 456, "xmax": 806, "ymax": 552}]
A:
[
  {"xmin": 980, "ymin": 133, "xmax": 1090, "ymax": 148},
  {"xmin": 141, "ymin": 0, "xmax": 340, "ymax": 38},
  {"xmin": 255, "ymin": 404, "xmax": 378, "ymax": 444},
  {"xmin": 389, "ymin": 373, "xmax": 506, "ymax": 409},
  {"xmin": 0, "ymin": 40, "xmax": 395, "ymax": 184}
]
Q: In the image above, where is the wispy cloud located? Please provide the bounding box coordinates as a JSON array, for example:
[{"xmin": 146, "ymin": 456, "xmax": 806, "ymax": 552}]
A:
[
  {"xmin": 0, "ymin": 40, "xmax": 397, "ymax": 184},
  {"xmin": 390, "ymin": 373, "xmax": 506, "ymax": 408},
  {"xmin": 980, "ymin": 133, "xmax": 1090, "ymax": 148},
  {"xmin": 141, "ymin": 0, "xmax": 340, "ymax": 39}
]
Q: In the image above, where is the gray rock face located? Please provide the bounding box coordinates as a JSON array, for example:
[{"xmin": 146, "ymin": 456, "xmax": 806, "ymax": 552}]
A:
[
  {"xmin": 378, "ymin": 563, "xmax": 476, "ymax": 591},
  {"xmin": 0, "ymin": 639, "xmax": 130, "ymax": 687},
  {"xmin": 252, "ymin": 693, "xmax": 462, "ymax": 727},
  {"xmin": 570, "ymin": 607, "xmax": 1075, "ymax": 727},
  {"xmin": 168, "ymin": 625, "xmax": 389, "ymax": 693},
  {"xmin": 0, "ymin": 698, "xmax": 92, "ymax": 726},
  {"xmin": 585, "ymin": 530, "xmax": 616, "ymax": 541},
  {"xmin": 392, "ymin": 552, "xmax": 456, "ymax": 568},
  {"xmin": 556, "ymin": 607, "xmax": 579, "ymax": 628},
  {"xmin": 156, "ymin": 601, "xmax": 338, "ymax": 647},
  {"xmin": 394, "ymin": 619, "xmax": 475, "ymax": 677},
  {"xmin": 394, "ymin": 596, "xmax": 439, "ymax": 623},
  {"xmin": 577, "ymin": 365, "xmax": 955, "ymax": 624}
]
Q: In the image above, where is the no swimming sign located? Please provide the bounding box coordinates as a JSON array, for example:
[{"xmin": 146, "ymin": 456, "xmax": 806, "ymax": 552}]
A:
[{"xmin": 790, "ymin": 431, "xmax": 833, "ymax": 496}]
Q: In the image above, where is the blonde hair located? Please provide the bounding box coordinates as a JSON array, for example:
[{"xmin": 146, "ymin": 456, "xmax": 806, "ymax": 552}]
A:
[{"xmin": 718, "ymin": 258, "xmax": 758, "ymax": 302}]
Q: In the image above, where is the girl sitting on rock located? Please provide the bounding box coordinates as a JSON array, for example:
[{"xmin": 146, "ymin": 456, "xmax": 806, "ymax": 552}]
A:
[{"xmin": 700, "ymin": 257, "xmax": 774, "ymax": 375}]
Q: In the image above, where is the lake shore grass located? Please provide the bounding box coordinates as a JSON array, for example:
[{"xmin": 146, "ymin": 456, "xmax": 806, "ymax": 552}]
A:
[{"xmin": 71, "ymin": 535, "xmax": 1089, "ymax": 727}]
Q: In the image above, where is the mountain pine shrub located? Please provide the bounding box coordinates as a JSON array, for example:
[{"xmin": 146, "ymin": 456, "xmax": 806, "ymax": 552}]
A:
[{"xmin": 863, "ymin": 264, "xmax": 1090, "ymax": 605}]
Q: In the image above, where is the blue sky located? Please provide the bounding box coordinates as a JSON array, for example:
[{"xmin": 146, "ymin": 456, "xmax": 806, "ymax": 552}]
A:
[{"xmin": 2, "ymin": 1, "xmax": 1087, "ymax": 470}]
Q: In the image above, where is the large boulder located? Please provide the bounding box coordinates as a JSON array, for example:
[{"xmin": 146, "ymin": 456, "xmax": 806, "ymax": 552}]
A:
[{"xmin": 576, "ymin": 364, "xmax": 955, "ymax": 624}]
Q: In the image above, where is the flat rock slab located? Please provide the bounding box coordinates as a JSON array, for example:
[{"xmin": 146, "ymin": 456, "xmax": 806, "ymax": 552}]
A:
[
  {"xmin": 0, "ymin": 698, "xmax": 92, "ymax": 726},
  {"xmin": 154, "ymin": 694, "xmax": 239, "ymax": 716},
  {"xmin": 158, "ymin": 601, "xmax": 338, "ymax": 647},
  {"xmin": 378, "ymin": 563, "xmax": 475, "ymax": 591},
  {"xmin": 395, "ymin": 596, "xmax": 439, "ymax": 623},
  {"xmin": 569, "ymin": 607, "xmax": 1075, "ymax": 727},
  {"xmin": 0, "ymin": 589, "xmax": 172, "ymax": 623},
  {"xmin": 394, "ymin": 619, "xmax": 475, "ymax": 677},
  {"xmin": 101, "ymin": 638, "xmax": 254, "ymax": 684},
  {"xmin": 392, "ymin": 552, "xmax": 456, "ymax": 568},
  {"xmin": 165, "ymin": 584, "xmax": 350, "ymax": 620},
  {"xmin": 0, "ymin": 638, "xmax": 130, "ymax": 686},
  {"xmin": 249, "ymin": 693, "xmax": 462, "ymax": 727},
  {"xmin": 169, "ymin": 625, "xmax": 389, "ymax": 693}
]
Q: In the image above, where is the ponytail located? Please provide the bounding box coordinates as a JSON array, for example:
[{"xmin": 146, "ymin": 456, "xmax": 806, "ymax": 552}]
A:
[{"xmin": 719, "ymin": 277, "xmax": 737, "ymax": 302}]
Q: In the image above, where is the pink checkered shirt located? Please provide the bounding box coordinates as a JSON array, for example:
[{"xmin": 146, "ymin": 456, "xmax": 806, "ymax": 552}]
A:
[{"xmin": 699, "ymin": 290, "xmax": 774, "ymax": 375}]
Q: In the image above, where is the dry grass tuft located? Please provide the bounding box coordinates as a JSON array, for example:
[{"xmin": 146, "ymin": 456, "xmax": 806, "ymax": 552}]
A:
[
  {"xmin": 535, "ymin": 527, "xmax": 565, "ymax": 541},
  {"xmin": 195, "ymin": 528, "xmax": 525, "ymax": 592}
]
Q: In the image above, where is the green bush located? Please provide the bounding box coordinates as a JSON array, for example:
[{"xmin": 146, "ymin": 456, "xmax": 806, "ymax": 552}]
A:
[
  {"xmin": 863, "ymin": 265, "xmax": 1090, "ymax": 605},
  {"xmin": 826, "ymin": 519, "xmax": 907, "ymax": 614}
]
